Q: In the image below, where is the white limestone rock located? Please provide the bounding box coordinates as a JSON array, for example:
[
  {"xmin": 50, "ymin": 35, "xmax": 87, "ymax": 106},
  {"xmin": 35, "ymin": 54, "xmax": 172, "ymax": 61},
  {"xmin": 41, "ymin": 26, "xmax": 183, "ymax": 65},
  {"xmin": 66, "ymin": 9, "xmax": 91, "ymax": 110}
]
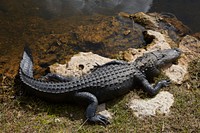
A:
[
  {"xmin": 164, "ymin": 35, "xmax": 200, "ymax": 84},
  {"xmin": 128, "ymin": 91, "xmax": 174, "ymax": 118},
  {"xmin": 97, "ymin": 103, "xmax": 113, "ymax": 119},
  {"xmin": 49, "ymin": 52, "xmax": 113, "ymax": 77},
  {"xmin": 163, "ymin": 64, "xmax": 188, "ymax": 84},
  {"xmin": 145, "ymin": 30, "xmax": 173, "ymax": 51},
  {"xmin": 123, "ymin": 30, "xmax": 196, "ymax": 84},
  {"xmin": 127, "ymin": 30, "xmax": 174, "ymax": 63}
]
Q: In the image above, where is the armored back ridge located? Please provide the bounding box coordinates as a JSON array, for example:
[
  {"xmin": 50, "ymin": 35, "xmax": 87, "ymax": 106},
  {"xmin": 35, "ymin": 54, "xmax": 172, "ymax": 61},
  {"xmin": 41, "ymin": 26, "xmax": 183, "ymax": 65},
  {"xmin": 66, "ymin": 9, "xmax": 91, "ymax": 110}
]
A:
[{"xmin": 20, "ymin": 47, "xmax": 181, "ymax": 125}]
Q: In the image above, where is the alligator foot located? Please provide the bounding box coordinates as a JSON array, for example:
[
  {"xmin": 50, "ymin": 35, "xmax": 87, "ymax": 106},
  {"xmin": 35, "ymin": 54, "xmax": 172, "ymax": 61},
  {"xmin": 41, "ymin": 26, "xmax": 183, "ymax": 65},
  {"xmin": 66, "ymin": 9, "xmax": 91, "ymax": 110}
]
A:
[
  {"xmin": 74, "ymin": 92, "xmax": 110, "ymax": 126},
  {"xmin": 88, "ymin": 114, "xmax": 110, "ymax": 126},
  {"xmin": 158, "ymin": 79, "xmax": 171, "ymax": 87},
  {"xmin": 136, "ymin": 73, "xmax": 171, "ymax": 96}
]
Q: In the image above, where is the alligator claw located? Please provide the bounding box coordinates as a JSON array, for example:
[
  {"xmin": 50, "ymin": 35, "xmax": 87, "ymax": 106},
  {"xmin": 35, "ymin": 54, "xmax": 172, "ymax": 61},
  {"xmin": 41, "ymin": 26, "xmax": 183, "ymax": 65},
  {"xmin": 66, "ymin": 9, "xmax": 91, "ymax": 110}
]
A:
[
  {"xmin": 161, "ymin": 79, "xmax": 171, "ymax": 87},
  {"xmin": 88, "ymin": 114, "xmax": 110, "ymax": 126}
]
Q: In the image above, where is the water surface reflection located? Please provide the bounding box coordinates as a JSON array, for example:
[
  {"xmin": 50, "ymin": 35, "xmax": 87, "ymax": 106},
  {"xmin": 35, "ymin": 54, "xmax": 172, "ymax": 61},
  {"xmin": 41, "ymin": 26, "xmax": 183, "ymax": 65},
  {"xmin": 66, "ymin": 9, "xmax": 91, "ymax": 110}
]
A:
[
  {"xmin": 0, "ymin": 0, "xmax": 199, "ymax": 78},
  {"xmin": 150, "ymin": 0, "xmax": 200, "ymax": 33},
  {"xmin": 36, "ymin": 0, "xmax": 153, "ymax": 18}
]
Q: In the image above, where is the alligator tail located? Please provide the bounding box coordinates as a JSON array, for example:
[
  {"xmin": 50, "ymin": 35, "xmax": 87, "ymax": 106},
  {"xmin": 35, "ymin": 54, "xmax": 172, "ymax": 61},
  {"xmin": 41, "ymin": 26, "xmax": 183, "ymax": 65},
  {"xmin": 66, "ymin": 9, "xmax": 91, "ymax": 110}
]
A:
[{"xmin": 20, "ymin": 46, "xmax": 34, "ymax": 77}]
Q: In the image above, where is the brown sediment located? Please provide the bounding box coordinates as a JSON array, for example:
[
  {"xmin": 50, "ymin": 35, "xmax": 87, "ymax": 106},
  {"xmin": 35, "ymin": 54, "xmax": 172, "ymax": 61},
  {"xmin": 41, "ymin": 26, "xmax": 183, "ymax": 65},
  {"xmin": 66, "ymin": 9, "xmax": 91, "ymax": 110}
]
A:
[
  {"xmin": 192, "ymin": 32, "xmax": 200, "ymax": 40},
  {"xmin": 0, "ymin": 14, "xmax": 146, "ymax": 78}
]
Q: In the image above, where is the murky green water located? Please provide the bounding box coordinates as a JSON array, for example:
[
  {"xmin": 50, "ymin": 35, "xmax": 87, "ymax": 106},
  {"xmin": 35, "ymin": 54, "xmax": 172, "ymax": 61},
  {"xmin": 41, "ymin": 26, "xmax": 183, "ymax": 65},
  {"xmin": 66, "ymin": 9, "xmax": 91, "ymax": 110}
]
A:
[
  {"xmin": 150, "ymin": 0, "xmax": 200, "ymax": 33},
  {"xmin": 0, "ymin": 0, "xmax": 199, "ymax": 77}
]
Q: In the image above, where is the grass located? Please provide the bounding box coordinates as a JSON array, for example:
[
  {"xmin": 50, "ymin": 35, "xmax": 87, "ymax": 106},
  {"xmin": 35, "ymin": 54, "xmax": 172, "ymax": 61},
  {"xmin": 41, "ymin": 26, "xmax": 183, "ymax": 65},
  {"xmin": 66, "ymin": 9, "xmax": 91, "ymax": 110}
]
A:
[{"xmin": 0, "ymin": 58, "xmax": 199, "ymax": 132}]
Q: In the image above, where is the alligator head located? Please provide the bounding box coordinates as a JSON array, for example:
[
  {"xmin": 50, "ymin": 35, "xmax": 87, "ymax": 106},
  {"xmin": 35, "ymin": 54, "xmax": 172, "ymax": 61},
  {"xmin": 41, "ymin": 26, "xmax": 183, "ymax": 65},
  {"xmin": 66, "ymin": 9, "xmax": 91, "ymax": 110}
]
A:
[
  {"xmin": 153, "ymin": 48, "xmax": 182, "ymax": 68},
  {"xmin": 134, "ymin": 48, "xmax": 182, "ymax": 78}
]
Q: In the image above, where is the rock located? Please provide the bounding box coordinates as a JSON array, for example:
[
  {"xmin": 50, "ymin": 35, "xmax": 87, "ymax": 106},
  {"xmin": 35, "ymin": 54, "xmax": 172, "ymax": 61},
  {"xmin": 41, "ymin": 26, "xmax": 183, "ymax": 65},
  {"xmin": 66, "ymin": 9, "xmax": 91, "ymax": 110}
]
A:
[
  {"xmin": 50, "ymin": 52, "xmax": 113, "ymax": 77},
  {"xmin": 123, "ymin": 30, "xmax": 174, "ymax": 62},
  {"xmin": 121, "ymin": 30, "xmax": 198, "ymax": 84},
  {"xmin": 128, "ymin": 12, "xmax": 190, "ymax": 42},
  {"xmin": 179, "ymin": 35, "xmax": 200, "ymax": 61},
  {"xmin": 164, "ymin": 64, "xmax": 188, "ymax": 84},
  {"xmin": 123, "ymin": 48, "xmax": 146, "ymax": 62},
  {"xmin": 128, "ymin": 91, "xmax": 174, "ymax": 118},
  {"xmin": 123, "ymin": 50, "xmax": 134, "ymax": 61},
  {"xmin": 132, "ymin": 12, "xmax": 160, "ymax": 29},
  {"xmin": 160, "ymin": 12, "xmax": 191, "ymax": 36},
  {"xmin": 97, "ymin": 103, "xmax": 113, "ymax": 119},
  {"xmin": 98, "ymin": 110, "xmax": 113, "ymax": 120},
  {"xmin": 192, "ymin": 32, "xmax": 200, "ymax": 40},
  {"xmin": 145, "ymin": 30, "xmax": 173, "ymax": 51},
  {"xmin": 121, "ymin": 30, "xmax": 182, "ymax": 83},
  {"xmin": 164, "ymin": 35, "xmax": 200, "ymax": 84}
]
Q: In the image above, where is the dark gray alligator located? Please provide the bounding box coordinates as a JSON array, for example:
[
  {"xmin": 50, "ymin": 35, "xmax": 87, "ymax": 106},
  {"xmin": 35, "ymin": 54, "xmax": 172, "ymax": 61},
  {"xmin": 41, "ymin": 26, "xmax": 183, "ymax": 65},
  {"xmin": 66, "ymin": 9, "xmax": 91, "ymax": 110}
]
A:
[{"xmin": 19, "ymin": 47, "xmax": 181, "ymax": 125}]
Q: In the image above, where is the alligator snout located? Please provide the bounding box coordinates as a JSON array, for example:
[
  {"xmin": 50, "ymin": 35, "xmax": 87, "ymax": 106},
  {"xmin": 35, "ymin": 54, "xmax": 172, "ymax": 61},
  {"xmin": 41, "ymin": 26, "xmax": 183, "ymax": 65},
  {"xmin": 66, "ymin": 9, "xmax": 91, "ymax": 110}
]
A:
[{"xmin": 173, "ymin": 48, "xmax": 182, "ymax": 54}]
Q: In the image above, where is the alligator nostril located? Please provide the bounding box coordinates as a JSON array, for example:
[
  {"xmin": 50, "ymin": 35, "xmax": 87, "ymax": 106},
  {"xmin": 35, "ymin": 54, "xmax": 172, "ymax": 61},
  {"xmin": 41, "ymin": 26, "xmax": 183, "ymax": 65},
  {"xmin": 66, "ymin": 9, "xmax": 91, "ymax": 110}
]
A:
[{"xmin": 174, "ymin": 48, "xmax": 182, "ymax": 53}]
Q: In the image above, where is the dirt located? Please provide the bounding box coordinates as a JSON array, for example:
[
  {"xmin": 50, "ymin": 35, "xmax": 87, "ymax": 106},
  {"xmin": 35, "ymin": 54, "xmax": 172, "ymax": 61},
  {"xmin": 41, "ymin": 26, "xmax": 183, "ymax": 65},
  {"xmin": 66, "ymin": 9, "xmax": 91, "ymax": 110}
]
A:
[{"xmin": 0, "ymin": 58, "xmax": 199, "ymax": 132}]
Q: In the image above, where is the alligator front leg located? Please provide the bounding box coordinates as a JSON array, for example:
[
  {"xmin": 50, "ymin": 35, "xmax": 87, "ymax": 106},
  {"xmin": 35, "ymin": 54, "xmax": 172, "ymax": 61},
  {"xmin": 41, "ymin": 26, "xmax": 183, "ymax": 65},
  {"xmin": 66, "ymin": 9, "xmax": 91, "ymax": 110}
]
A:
[
  {"xmin": 136, "ymin": 74, "xmax": 171, "ymax": 96},
  {"xmin": 74, "ymin": 92, "xmax": 110, "ymax": 125}
]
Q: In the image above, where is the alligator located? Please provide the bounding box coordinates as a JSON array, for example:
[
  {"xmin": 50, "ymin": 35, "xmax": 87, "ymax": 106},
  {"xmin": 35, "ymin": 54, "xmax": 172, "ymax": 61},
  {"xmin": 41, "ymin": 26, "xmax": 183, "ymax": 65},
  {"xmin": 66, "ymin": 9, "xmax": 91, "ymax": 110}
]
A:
[{"xmin": 19, "ymin": 47, "xmax": 181, "ymax": 125}]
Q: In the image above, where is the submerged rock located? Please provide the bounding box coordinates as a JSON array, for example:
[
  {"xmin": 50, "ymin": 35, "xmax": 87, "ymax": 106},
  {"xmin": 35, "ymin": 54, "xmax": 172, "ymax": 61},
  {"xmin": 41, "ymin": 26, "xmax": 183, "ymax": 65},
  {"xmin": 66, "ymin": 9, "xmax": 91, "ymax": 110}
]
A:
[
  {"xmin": 32, "ymin": 14, "xmax": 146, "ymax": 62},
  {"xmin": 131, "ymin": 12, "xmax": 191, "ymax": 36}
]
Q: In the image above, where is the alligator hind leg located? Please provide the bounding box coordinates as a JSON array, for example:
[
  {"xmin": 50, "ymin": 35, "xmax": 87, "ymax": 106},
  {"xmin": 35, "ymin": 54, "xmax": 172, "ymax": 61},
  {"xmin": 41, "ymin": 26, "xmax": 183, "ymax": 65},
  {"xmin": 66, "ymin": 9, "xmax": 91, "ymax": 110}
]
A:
[
  {"xmin": 74, "ymin": 92, "xmax": 110, "ymax": 125},
  {"xmin": 41, "ymin": 73, "xmax": 75, "ymax": 82},
  {"xmin": 136, "ymin": 74, "xmax": 171, "ymax": 96}
]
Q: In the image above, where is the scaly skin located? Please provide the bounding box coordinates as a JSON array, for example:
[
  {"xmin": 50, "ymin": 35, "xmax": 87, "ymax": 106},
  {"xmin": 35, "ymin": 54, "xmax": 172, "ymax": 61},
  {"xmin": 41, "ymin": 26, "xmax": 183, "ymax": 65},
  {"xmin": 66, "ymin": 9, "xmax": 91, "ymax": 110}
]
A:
[{"xmin": 20, "ymin": 47, "xmax": 181, "ymax": 125}]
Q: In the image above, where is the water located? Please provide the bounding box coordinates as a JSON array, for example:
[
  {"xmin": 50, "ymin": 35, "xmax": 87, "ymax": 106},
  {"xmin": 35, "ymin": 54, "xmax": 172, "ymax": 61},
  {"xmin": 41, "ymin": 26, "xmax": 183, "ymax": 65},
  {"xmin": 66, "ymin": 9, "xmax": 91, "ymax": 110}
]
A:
[
  {"xmin": 150, "ymin": 0, "xmax": 200, "ymax": 33},
  {"xmin": 35, "ymin": 0, "xmax": 153, "ymax": 17},
  {"xmin": 0, "ymin": 0, "xmax": 199, "ymax": 77},
  {"xmin": 8, "ymin": 0, "xmax": 198, "ymax": 32}
]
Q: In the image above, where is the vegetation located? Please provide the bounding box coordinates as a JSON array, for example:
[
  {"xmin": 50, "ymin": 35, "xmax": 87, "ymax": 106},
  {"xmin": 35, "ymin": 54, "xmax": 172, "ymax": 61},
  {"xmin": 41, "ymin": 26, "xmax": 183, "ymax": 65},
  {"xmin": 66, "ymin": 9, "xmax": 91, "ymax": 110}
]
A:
[{"xmin": 0, "ymin": 58, "xmax": 199, "ymax": 132}]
